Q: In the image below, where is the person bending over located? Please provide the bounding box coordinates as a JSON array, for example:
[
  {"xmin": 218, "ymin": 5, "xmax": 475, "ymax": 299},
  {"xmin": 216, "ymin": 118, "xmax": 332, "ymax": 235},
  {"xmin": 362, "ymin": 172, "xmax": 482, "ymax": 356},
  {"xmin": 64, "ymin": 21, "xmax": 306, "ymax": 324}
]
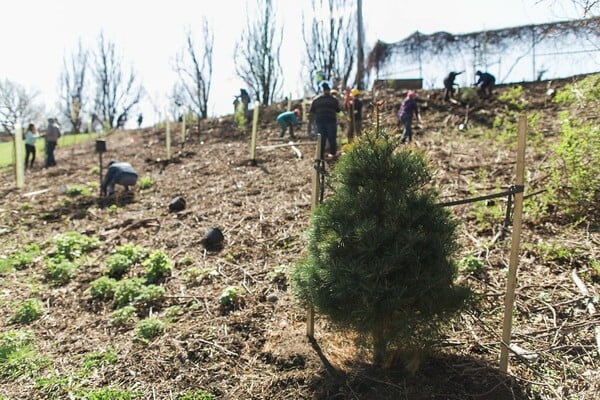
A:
[{"xmin": 101, "ymin": 160, "xmax": 138, "ymax": 196}]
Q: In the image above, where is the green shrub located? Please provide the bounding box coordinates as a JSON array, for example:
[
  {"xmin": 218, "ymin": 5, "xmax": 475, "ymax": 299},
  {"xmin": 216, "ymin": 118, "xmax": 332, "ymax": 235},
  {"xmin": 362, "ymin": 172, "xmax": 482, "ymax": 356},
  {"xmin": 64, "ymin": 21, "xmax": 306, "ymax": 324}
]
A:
[
  {"xmin": 112, "ymin": 278, "xmax": 146, "ymax": 309},
  {"xmin": 138, "ymin": 176, "xmax": 155, "ymax": 190},
  {"xmin": 290, "ymin": 129, "xmax": 472, "ymax": 369},
  {"xmin": 219, "ymin": 285, "xmax": 245, "ymax": 307},
  {"xmin": 89, "ymin": 276, "xmax": 118, "ymax": 301},
  {"xmin": 81, "ymin": 348, "xmax": 118, "ymax": 372},
  {"xmin": 0, "ymin": 330, "xmax": 48, "ymax": 380},
  {"xmin": 111, "ymin": 305, "xmax": 137, "ymax": 326},
  {"xmin": 459, "ymin": 255, "xmax": 485, "ymax": 274},
  {"xmin": 114, "ymin": 244, "xmax": 145, "ymax": 264},
  {"xmin": 143, "ymin": 250, "xmax": 172, "ymax": 284},
  {"xmin": 135, "ymin": 317, "xmax": 165, "ymax": 341},
  {"xmin": 0, "ymin": 244, "xmax": 41, "ymax": 274},
  {"xmin": 51, "ymin": 232, "xmax": 99, "ymax": 261},
  {"xmin": 105, "ymin": 253, "xmax": 133, "ymax": 279},
  {"xmin": 65, "ymin": 185, "xmax": 92, "ymax": 197},
  {"xmin": 45, "ymin": 258, "xmax": 78, "ymax": 286},
  {"xmin": 9, "ymin": 299, "xmax": 45, "ymax": 324},
  {"xmin": 177, "ymin": 389, "xmax": 216, "ymax": 400},
  {"xmin": 76, "ymin": 387, "xmax": 141, "ymax": 399}
]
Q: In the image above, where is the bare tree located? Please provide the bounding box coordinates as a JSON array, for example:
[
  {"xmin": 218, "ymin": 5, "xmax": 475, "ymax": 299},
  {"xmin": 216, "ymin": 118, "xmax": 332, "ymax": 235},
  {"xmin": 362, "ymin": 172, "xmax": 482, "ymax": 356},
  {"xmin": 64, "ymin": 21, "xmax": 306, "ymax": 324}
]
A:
[
  {"xmin": 0, "ymin": 79, "xmax": 44, "ymax": 134},
  {"xmin": 234, "ymin": 0, "xmax": 283, "ymax": 106},
  {"xmin": 59, "ymin": 40, "xmax": 88, "ymax": 133},
  {"xmin": 91, "ymin": 32, "xmax": 143, "ymax": 129},
  {"xmin": 174, "ymin": 21, "xmax": 214, "ymax": 120},
  {"xmin": 303, "ymin": 0, "xmax": 356, "ymax": 91}
]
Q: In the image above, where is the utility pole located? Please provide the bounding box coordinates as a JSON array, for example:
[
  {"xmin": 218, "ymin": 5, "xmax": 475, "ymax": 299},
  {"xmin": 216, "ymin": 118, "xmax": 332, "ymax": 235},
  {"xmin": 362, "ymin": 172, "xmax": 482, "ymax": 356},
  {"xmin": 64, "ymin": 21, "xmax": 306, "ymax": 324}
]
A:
[{"xmin": 356, "ymin": 0, "xmax": 365, "ymax": 90}]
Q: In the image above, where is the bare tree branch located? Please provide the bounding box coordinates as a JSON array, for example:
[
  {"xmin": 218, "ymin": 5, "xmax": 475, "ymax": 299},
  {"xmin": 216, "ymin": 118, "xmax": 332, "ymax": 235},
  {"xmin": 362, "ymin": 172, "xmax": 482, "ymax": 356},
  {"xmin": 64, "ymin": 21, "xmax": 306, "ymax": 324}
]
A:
[
  {"xmin": 234, "ymin": 0, "xmax": 283, "ymax": 106},
  {"xmin": 59, "ymin": 40, "xmax": 88, "ymax": 133},
  {"xmin": 91, "ymin": 32, "xmax": 143, "ymax": 129},
  {"xmin": 0, "ymin": 79, "xmax": 43, "ymax": 134}
]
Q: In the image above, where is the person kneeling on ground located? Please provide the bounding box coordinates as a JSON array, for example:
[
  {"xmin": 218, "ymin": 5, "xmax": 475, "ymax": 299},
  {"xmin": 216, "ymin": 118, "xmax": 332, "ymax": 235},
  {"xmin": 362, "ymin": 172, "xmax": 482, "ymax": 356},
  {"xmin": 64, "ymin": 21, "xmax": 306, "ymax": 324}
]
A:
[
  {"xmin": 276, "ymin": 108, "xmax": 302, "ymax": 139},
  {"xmin": 101, "ymin": 160, "xmax": 138, "ymax": 196}
]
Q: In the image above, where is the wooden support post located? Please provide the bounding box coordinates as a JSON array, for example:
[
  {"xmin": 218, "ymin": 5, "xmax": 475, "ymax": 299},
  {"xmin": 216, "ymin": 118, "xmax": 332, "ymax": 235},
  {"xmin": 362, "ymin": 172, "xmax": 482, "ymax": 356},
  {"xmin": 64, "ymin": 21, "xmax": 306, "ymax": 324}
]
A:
[
  {"xmin": 288, "ymin": 93, "xmax": 292, "ymax": 111},
  {"xmin": 500, "ymin": 114, "xmax": 527, "ymax": 373},
  {"xmin": 181, "ymin": 114, "xmax": 186, "ymax": 144},
  {"xmin": 307, "ymin": 134, "xmax": 322, "ymax": 339},
  {"xmin": 166, "ymin": 113, "xmax": 171, "ymax": 160},
  {"xmin": 250, "ymin": 101, "xmax": 260, "ymax": 165},
  {"xmin": 14, "ymin": 124, "xmax": 24, "ymax": 189}
]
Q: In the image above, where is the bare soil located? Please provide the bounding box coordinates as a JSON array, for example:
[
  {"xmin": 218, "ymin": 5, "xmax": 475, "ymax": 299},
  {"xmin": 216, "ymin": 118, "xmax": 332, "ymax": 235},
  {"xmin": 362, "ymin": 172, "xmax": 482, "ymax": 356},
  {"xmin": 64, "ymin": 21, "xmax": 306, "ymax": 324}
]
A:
[{"xmin": 0, "ymin": 77, "xmax": 598, "ymax": 399}]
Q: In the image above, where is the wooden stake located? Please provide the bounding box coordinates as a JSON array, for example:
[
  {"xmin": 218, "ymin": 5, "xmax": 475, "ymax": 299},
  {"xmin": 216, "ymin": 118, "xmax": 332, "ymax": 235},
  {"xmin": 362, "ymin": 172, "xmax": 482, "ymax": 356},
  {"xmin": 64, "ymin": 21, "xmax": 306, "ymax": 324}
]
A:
[
  {"xmin": 166, "ymin": 113, "xmax": 171, "ymax": 160},
  {"xmin": 307, "ymin": 134, "xmax": 322, "ymax": 339},
  {"xmin": 500, "ymin": 114, "xmax": 527, "ymax": 373},
  {"xmin": 181, "ymin": 113, "xmax": 186, "ymax": 144},
  {"xmin": 14, "ymin": 124, "xmax": 24, "ymax": 189},
  {"xmin": 250, "ymin": 101, "xmax": 260, "ymax": 164}
]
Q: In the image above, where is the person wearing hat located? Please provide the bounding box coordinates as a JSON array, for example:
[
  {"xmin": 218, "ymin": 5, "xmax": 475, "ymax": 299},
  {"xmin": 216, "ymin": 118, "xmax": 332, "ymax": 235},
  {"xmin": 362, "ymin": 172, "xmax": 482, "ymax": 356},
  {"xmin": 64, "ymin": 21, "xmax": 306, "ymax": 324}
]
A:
[
  {"xmin": 474, "ymin": 70, "xmax": 496, "ymax": 98},
  {"xmin": 397, "ymin": 90, "xmax": 420, "ymax": 143},
  {"xmin": 309, "ymin": 81, "xmax": 341, "ymax": 159},
  {"xmin": 101, "ymin": 160, "xmax": 138, "ymax": 196},
  {"xmin": 44, "ymin": 118, "xmax": 62, "ymax": 167},
  {"xmin": 276, "ymin": 108, "xmax": 302, "ymax": 139},
  {"xmin": 347, "ymin": 88, "xmax": 363, "ymax": 141}
]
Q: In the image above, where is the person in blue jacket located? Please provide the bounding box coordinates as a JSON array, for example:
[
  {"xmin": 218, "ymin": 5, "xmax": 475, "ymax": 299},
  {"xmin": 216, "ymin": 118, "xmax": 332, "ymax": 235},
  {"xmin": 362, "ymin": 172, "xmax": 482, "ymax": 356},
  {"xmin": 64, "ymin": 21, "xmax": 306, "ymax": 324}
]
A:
[
  {"xmin": 101, "ymin": 160, "xmax": 138, "ymax": 196},
  {"xmin": 276, "ymin": 108, "xmax": 302, "ymax": 139}
]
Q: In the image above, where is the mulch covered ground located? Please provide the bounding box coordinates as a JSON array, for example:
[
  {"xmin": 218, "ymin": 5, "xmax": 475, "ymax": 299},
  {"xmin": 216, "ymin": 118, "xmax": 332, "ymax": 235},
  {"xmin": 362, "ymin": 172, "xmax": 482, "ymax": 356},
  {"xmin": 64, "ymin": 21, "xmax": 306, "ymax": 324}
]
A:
[{"xmin": 0, "ymin": 80, "xmax": 598, "ymax": 399}]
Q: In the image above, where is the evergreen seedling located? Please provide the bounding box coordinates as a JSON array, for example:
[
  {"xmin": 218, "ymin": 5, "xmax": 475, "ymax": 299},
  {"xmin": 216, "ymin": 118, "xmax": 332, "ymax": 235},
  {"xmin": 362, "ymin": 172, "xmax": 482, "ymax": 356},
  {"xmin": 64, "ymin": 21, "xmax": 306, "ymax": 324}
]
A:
[{"xmin": 291, "ymin": 129, "xmax": 472, "ymax": 369}]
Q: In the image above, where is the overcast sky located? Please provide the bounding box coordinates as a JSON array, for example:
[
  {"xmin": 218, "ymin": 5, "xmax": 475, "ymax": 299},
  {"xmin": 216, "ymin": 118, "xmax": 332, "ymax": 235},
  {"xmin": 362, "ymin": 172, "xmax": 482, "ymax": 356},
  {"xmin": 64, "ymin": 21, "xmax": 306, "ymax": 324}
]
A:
[{"xmin": 0, "ymin": 0, "xmax": 586, "ymax": 125}]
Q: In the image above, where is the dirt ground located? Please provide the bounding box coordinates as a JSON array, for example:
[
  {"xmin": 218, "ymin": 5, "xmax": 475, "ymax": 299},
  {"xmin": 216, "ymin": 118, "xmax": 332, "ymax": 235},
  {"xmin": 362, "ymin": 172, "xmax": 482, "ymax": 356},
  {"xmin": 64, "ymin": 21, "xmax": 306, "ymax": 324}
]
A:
[{"xmin": 0, "ymin": 78, "xmax": 598, "ymax": 399}]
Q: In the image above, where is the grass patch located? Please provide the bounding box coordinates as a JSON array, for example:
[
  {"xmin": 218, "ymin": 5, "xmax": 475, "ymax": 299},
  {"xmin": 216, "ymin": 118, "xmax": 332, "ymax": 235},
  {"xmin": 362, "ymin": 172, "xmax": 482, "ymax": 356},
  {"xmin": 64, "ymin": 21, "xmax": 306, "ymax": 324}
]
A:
[
  {"xmin": 0, "ymin": 330, "xmax": 48, "ymax": 381},
  {"xmin": 9, "ymin": 299, "xmax": 45, "ymax": 324}
]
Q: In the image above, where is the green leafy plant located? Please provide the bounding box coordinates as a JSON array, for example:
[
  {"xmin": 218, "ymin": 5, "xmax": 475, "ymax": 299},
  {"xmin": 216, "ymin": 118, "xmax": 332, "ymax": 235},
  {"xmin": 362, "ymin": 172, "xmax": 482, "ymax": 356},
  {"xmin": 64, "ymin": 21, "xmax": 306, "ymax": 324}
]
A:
[
  {"xmin": 115, "ymin": 244, "xmax": 145, "ymax": 264},
  {"xmin": 0, "ymin": 330, "xmax": 48, "ymax": 380},
  {"xmin": 45, "ymin": 258, "xmax": 78, "ymax": 286},
  {"xmin": 64, "ymin": 185, "xmax": 92, "ymax": 197},
  {"xmin": 0, "ymin": 244, "xmax": 41, "ymax": 274},
  {"xmin": 184, "ymin": 267, "xmax": 219, "ymax": 285},
  {"xmin": 458, "ymin": 255, "xmax": 485, "ymax": 274},
  {"xmin": 177, "ymin": 389, "xmax": 216, "ymax": 400},
  {"xmin": 111, "ymin": 305, "xmax": 137, "ymax": 326},
  {"xmin": 138, "ymin": 176, "xmax": 155, "ymax": 190},
  {"xmin": 81, "ymin": 348, "xmax": 118, "ymax": 372},
  {"xmin": 76, "ymin": 387, "xmax": 141, "ymax": 399},
  {"xmin": 135, "ymin": 317, "xmax": 165, "ymax": 341},
  {"xmin": 219, "ymin": 285, "xmax": 245, "ymax": 307},
  {"xmin": 112, "ymin": 278, "xmax": 146, "ymax": 309},
  {"xmin": 498, "ymin": 85, "xmax": 526, "ymax": 111},
  {"xmin": 234, "ymin": 101, "xmax": 247, "ymax": 129},
  {"xmin": 89, "ymin": 276, "xmax": 118, "ymax": 301},
  {"xmin": 105, "ymin": 253, "xmax": 133, "ymax": 279},
  {"xmin": 290, "ymin": 130, "xmax": 472, "ymax": 369},
  {"xmin": 9, "ymin": 299, "xmax": 45, "ymax": 324},
  {"xmin": 143, "ymin": 250, "xmax": 172, "ymax": 284},
  {"xmin": 90, "ymin": 165, "xmax": 101, "ymax": 175},
  {"xmin": 51, "ymin": 232, "xmax": 99, "ymax": 261}
]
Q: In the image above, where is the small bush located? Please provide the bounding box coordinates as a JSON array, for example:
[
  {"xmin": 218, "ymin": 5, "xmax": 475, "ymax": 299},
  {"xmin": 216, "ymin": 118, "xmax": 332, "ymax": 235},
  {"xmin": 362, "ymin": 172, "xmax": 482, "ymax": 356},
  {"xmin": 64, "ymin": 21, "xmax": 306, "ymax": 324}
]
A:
[
  {"xmin": 0, "ymin": 330, "xmax": 48, "ymax": 380},
  {"xmin": 105, "ymin": 253, "xmax": 133, "ymax": 279},
  {"xmin": 89, "ymin": 276, "xmax": 118, "ymax": 301},
  {"xmin": 177, "ymin": 389, "xmax": 216, "ymax": 400},
  {"xmin": 45, "ymin": 258, "xmax": 78, "ymax": 286},
  {"xmin": 143, "ymin": 250, "xmax": 172, "ymax": 284},
  {"xmin": 81, "ymin": 348, "xmax": 118, "ymax": 372},
  {"xmin": 135, "ymin": 317, "xmax": 165, "ymax": 341},
  {"xmin": 113, "ymin": 278, "xmax": 146, "ymax": 309},
  {"xmin": 219, "ymin": 285, "xmax": 245, "ymax": 307},
  {"xmin": 0, "ymin": 244, "xmax": 41, "ymax": 273},
  {"xmin": 111, "ymin": 305, "xmax": 137, "ymax": 326},
  {"xmin": 9, "ymin": 299, "xmax": 44, "ymax": 324},
  {"xmin": 65, "ymin": 185, "xmax": 92, "ymax": 197},
  {"xmin": 138, "ymin": 176, "xmax": 155, "ymax": 190},
  {"xmin": 114, "ymin": 244, "xmax": 145, "ymax": 264},
  {"xmin": 76, "ymin": 387, "xmax": 141, "ymax": 399},
  {"xmin": 458, "ymin": 255, "xmax": 485, "ymax": 274},
  {"xmin": 51, "ymin": 232, "xmax": 99, "ymax": 261}
]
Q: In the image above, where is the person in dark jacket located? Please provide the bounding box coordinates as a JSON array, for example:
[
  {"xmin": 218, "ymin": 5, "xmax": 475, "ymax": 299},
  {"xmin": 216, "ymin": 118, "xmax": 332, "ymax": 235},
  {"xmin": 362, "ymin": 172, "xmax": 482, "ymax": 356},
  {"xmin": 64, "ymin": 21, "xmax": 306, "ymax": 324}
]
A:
[
  {"xmin": 101, "ymin": 161, "xmax": 138, "ymax": 196},
  {"xmin": 397, "ymin": 91, "xmax": 420, "ymax": 143},
  {"xmin": 309, "ymin": 82, "xmax": 341, "ymax": 159},
  {"xmin": 443, "ymin": 71, "xmax": 463, "ymax": 101},
  {"xmin": 475, "ymin": 70, "xmax": 496, "ymax": 97},
  {"xmin": 44, "ymin": 118, "xmax": 61, "ymax": 167},
  {"xmin": 276, "ymin": 108, "xmax": 302, "ymax": 139}
]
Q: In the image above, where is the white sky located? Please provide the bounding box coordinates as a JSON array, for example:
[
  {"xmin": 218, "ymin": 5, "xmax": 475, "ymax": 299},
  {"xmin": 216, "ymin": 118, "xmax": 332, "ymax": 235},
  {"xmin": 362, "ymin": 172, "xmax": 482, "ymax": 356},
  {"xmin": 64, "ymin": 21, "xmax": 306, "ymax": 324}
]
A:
[{"xmin": 0, "ymin": 0, "xmax": 585, "ymax": 126}]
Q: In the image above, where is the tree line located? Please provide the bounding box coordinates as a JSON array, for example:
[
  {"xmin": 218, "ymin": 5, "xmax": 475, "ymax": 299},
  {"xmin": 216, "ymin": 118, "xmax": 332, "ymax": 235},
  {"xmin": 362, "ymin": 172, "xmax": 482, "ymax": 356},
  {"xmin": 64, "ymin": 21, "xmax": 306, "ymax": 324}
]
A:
[{"xmin": 0, "ymin": 0, "xmax": 365, "ymax": 135}]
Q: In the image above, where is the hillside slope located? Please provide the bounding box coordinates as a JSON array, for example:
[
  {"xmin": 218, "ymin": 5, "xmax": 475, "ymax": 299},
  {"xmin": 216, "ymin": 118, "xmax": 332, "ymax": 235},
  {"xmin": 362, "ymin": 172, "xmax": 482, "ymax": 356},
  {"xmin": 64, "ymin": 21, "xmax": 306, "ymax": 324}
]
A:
[{"xmin": 0, "ymin": 77, "xmax": 598, "ymax": 399}]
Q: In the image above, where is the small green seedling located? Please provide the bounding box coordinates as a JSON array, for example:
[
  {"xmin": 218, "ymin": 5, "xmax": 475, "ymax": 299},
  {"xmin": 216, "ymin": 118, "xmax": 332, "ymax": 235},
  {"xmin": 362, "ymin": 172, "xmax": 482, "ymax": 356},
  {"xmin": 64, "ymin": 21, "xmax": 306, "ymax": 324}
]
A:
[
  {"xmin": 135, "ymin": 317, "xmax": 165, "ymax": 342},
  {"xmin": 138, "ymin": 176, "xmax": 155, "ymax": 190},
  {"xmin": 143, "ymin": 250, "xmax": 172, "ymax": 284},
  {"xmin": 9, "ymin": 299, "xmax": 45, "ymax": 324},
  {"xmin": 219, "ymin": 285, "xmax": 245, "ymax": 307}
]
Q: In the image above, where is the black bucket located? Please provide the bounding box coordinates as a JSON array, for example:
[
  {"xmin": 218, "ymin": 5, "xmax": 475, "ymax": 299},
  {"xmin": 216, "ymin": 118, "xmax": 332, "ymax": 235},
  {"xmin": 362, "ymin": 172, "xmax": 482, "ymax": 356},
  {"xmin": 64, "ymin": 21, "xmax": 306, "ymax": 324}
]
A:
[
  {"xmin": 169, "ymin": 196, "xmax": 186, "ymax": 212},
  {"xmin": 201, "ymin": 227, "xmax": 224, "ymax": 251}
]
